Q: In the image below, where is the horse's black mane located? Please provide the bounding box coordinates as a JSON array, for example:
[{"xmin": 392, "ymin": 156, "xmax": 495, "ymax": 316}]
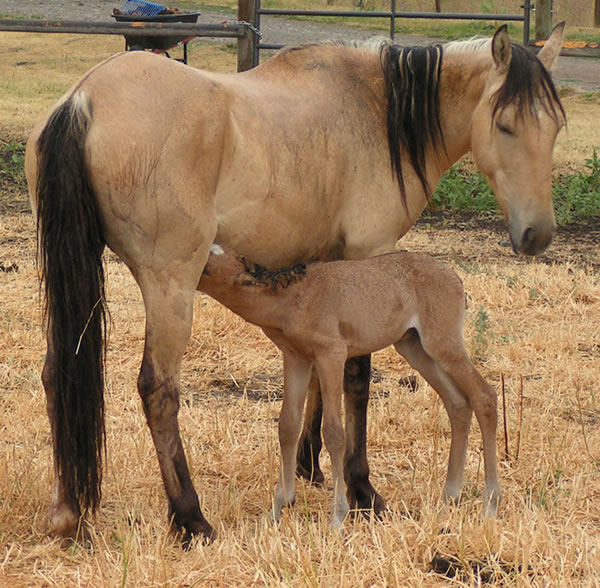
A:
[
  {"xmin": 379, "ymin": 40, "xmax": 564, "ymax": 211},
  {"xmin": 241, "ymin": 257, "xmax": 307, "ymax": 292},
  {"xmin": 380, "ymin": 43, "xmax": 445, "ymax": 209},
  {"xmin": 491, "ymin": 43, "xmax": 565, "ymax": 125}
]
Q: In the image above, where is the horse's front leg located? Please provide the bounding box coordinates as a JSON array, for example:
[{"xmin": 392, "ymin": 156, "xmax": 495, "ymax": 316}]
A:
[
  {"xmin": 137, "ymin": 272, "xmax": 215, "ymax": 545},
  {"xmin": 296, "ymin": 370, "xmax": 325, "ymax": 486},
  {"xmin": 343, "ymin": 354, "xmax": 386, "ymax": 515}
]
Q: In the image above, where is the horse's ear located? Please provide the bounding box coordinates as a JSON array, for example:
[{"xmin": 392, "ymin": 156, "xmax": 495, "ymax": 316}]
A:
[
  {"xmin": 537, "ymin": 21, "xmax": 565, "ymax": 71},
  {"xmin": 491, "ymin": 24, "xmax": 512, "ymax": 73}
]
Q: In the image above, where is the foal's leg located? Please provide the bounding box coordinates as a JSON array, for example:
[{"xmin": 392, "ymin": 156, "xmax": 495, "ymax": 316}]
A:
[
  {"xmin": 402, "ymin": 331, "xmax": 501, "ymax": 515},
  {"xmin": 394, "ymin": 337, "xmax": 473, "ymax": 505},
  {"xmin": 438, "ymin": 357, "xmax": 501, "ymax": 515},
  {"xmin": 298, "ymin": 357, "xmax": 383, "ymax": 513},
  {"xmin": 272, "ymin": 352, "xmax": 313, "ymax": 521},
  {"xmin": 343, "ymin": 355, "xmax": 385, "ymax": 515},
  {"xmin": 297, "ymin": 357, "xmax": 383, "ymax": 515},
  {"xmin": 41, "ymin": 340, "xmax": 83, "ymax": 541},
  {"xmin": 315, "ymin": 352, "xmax": 350, "ymax": 530},
  {"xmin": 137, "ymin": 271, "xmax": 214, "ymax": 544}
]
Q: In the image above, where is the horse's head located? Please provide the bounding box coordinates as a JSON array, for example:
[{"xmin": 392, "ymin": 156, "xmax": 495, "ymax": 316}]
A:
[{"xmin": 470, "ymin": 23, "xmax": 566, "ymax": 256}]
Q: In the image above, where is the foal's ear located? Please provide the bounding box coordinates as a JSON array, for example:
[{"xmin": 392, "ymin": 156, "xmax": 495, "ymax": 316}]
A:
[
  {"xmin": 491, "ymin": 24, "xmax": 512, "ymax": 73},
  {"xmin": 537, "ymin": 21, "xmax": 565, "ymax": 71}
]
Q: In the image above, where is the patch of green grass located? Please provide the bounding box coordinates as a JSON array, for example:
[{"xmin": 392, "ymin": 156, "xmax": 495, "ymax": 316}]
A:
[
  {"xmin": 553, "ymin": 149, "xmax": 600, "ymax": 225},
  {"xmin": 0, "ymin": 139, "xmax": 26, "ymax": 189},
  {"xmin": 581, "ymin": 91, "xmax": 600, "ymax": 104},
  {"xmin": 395, "ymin": 20, "xmax": 523, "ymax": 41},
  {"xmin": 471, "ymin": 305, "xmax": 491, "ymax": 360}
]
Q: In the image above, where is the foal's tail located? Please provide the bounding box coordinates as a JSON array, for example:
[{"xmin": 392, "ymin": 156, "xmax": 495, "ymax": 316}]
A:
[{"xmin": 34, "ymin": 93, "xmax": 107, "ymax": 514}]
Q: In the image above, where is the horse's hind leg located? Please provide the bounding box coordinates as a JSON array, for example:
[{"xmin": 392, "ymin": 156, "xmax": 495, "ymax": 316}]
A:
[
  {"xmin": 41, "ymin": 339, "xmax": 84, "ymax": 541},
  {"xmin": 137, "ymin": 269, "xmax": 214, "ymax": 544},
  {"xmin": 439, "ymin": 356, "xmax": 501, "ymax": 515}
]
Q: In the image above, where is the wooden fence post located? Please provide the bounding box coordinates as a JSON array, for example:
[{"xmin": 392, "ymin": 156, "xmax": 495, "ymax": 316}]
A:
[
  {"xmin": 535, "ymin": 0, "xmax": 552, "ymax": 41},
  {"xmin": 238, "ymin": 0, "xmax": 257, "ymax": 72},
  {"xmin": 595, "ymin": 0, "xmax": 600, "ymax": 27}
]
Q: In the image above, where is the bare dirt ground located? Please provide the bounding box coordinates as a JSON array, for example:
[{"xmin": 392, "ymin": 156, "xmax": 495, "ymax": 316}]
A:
[{"xmin": 2, "ymin": 0, "xmax": 599, "ymax": 90}]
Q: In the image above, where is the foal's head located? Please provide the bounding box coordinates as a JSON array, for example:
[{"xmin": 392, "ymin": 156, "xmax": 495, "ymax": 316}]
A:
[{"xmin": 470, "ymin": 23, "xmax": 565, "ymax": 256}]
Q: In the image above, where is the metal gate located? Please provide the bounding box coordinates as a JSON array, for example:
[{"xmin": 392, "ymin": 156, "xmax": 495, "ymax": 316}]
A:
[{"xmin": 238, "ymin": 0, "xmax": 532, "ymax": 70}]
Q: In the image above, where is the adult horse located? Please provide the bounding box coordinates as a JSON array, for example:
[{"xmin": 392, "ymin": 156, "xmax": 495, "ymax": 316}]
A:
[{"xmin": 26, "ymin": 23, "xmax": 565, "ymax": 543}]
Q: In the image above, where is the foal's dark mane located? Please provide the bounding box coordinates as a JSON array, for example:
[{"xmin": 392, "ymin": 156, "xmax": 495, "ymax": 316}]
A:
[{"xmin": 241, "ymin": 257, "xmax": 308, "ymax": 292}]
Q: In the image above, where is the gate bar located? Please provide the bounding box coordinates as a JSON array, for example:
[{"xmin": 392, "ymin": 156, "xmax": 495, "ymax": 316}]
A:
[
  {"xmin": 0, "ymin": 19, "xmax": 245, "ymax": 38},
  {"xmin": 258, "ymin": 9, "xmax": 525, "ymax": 22}
]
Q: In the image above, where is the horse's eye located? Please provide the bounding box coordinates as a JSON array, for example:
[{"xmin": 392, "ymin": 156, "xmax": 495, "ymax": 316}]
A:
[{"xmin": 497, "ymin": 123, "xmax": 514, "ymax": 136}]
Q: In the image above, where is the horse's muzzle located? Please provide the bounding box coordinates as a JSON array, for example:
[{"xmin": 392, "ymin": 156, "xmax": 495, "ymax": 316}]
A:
[{"xmin": 509, "ymin": 219, "xmax": 556, "ymax": 256}]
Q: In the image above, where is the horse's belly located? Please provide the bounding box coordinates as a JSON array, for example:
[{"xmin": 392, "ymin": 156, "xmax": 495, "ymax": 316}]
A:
[{"xmin": 214, "ymin": 201, "xmax": 346, "ymax": 268}]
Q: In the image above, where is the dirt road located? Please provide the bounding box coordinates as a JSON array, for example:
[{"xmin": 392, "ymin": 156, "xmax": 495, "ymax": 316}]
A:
[{"xmin": 2, "ymin": 0, "xmax": 599, "ymax": 90}]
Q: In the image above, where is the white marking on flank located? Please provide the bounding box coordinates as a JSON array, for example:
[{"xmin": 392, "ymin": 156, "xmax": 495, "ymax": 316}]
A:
[{"xmin": 210, "ymin": 244, "xmax": 225, "ymax": 256}]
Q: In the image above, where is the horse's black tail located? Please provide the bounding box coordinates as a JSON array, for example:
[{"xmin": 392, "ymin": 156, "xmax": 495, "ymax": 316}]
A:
[{"xmin": 35, "ymin": 93, "xmax": 107, "ymax": 514}]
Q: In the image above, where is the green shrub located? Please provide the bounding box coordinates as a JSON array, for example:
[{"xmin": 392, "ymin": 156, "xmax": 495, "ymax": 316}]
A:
[
  {"xmin": 552, "ymin": 149, "xmax": 600, "ymax": 225},
  {"xmin": 0, "ymin": 140, "xmax": 26, "ymax": 188},
  {"xmin": 433, "ymin": 151, "xmax": 600, "ymax": 224}
]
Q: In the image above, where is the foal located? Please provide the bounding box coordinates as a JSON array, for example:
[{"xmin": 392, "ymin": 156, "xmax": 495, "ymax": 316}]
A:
[{"xmin": 199, "ymin": 245, "xmax": 501, "ymax": 529}]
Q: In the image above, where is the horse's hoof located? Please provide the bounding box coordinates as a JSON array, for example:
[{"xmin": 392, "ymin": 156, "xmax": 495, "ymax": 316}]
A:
[
  {"xmin": 170, "ymin": 514, "xmax": 216, "ymax": 548},
  {"xmin": 181, "ymin": 525, "xmax": 217, "ymax": 549},
  {"xmin": 296, "ymin": 462, "xmax": 325, "ymax": 487},
  {"xmin": 47, "ymin": 506, "xmax": 91, "ymax": 547},
  {"xmin": 347, "ymin": 481, "xmax": 386, "ymax": 518}
]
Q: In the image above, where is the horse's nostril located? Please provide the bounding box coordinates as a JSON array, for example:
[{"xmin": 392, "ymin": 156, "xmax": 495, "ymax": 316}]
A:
[
  {"xmin": 519, "ymin": 224, "xmax": 554, "ymax": 256},
  {"xmin": 522, "ymin": 226, "xmax": 534, "ymax": 251}
]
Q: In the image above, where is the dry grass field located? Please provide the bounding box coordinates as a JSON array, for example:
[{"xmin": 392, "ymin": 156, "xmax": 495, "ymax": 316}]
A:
[{"xmin": 1, "ymin": 33, "xmax": 599, "ymax": 586}]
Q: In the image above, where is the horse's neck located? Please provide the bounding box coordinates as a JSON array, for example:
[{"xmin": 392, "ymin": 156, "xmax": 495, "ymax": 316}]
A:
[{"xmin": 439, "ymin": 49, "xmax": 492, "ymax": 167}]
